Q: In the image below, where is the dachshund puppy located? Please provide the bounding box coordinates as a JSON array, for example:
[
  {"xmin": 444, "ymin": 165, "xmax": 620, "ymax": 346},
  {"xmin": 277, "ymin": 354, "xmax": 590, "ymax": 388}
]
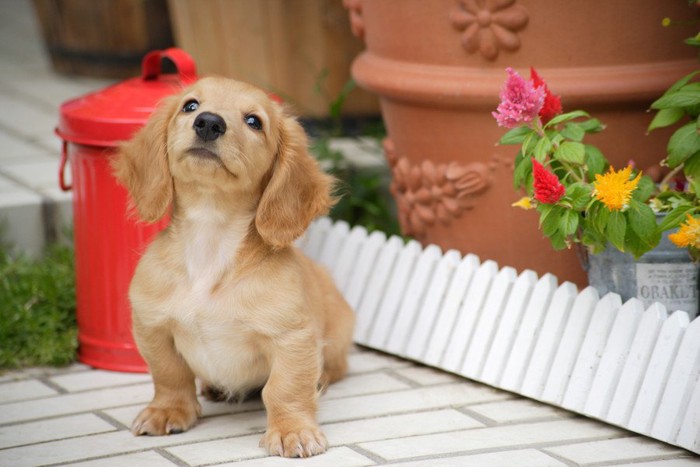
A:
[{"xmin": 112, "ymin": 77, "xmax": 355, "ymax": 458}]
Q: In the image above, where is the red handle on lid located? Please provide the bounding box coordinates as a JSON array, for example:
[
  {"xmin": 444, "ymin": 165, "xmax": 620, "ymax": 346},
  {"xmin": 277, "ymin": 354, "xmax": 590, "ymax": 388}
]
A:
[{"xmin": 141, "ymin": 48, "xmax": 197, "ymax": 84}]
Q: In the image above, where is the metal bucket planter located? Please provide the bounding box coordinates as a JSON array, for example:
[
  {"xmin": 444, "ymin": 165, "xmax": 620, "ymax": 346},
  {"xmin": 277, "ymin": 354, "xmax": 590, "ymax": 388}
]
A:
[{"xmin": 585, "ymin": 220, "xmax": 699, "ymax": 319}]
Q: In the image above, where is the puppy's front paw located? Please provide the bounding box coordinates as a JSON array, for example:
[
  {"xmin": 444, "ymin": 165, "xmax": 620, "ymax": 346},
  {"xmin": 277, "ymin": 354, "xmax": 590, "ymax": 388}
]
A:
[
  {"xmin": 131, "ymin": 402, "xmax": 200, "ymax": 436},
  {"xmin": 260, "ymin": 424, "xmax": 328, "ymax": 458}
]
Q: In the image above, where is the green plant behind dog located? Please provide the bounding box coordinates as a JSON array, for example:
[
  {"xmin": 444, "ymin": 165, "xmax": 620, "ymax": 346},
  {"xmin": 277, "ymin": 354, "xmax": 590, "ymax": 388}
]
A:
[{"xmin": 0, "ymin": 244, "xmax": 77, "ymax": 369}]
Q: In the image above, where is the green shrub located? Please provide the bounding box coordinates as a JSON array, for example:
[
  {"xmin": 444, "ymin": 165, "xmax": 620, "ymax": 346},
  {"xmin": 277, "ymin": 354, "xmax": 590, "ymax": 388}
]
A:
[{"xmin": 0, "ymin": 244, "xmax": 77, "ymax": 369}]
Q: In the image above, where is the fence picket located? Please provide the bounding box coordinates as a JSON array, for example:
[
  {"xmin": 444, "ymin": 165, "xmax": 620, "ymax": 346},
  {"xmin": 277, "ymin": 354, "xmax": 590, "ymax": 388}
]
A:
[
  {"xmin": 480, "ymin": 270, "xmax": 537, "ymax": 386},
  {"xmin": 461, "ymin": 267, "xmax": 517, "ymax": 380},
  {"xmin": 676, "ymin": 370, "xmax": 700, "ymax": 453},
  {"xmin": 344, "ymin": 231, "xmax": 387, "ymax": 311},
  {"xmin": 423, "ymin": 254, "xmax": 481, "ymax": 366},
  {"xmin": 607, "ymin": 304, "xmax": 668, "ymax": 426},
  {"xmin": 541, "ymin": 286, "xmax": 599, "ymax": 405},
  {"xmin": 441, "ymin": 260, "xmax": 499, "ymax": 373},
  {"xmin": 500, "ymin": 274, "xmax": 558, "ymax": 391},
  {"xmin": 353, "ymin": 236, "xmax": 404, "ymax": 345},
  {"xmin": 318, "ymin": 220, "xmax": 350, "ymax": 272},
  {"xmin": 331, "ymin": 226, "xmax": 368, "ymax": 292},
  {"xmin": 365, "ymin": 240, "xmax": 423, "ymax": 348},
  {"xmin": 651, "ymin": 315, "xmax": 700, "ymax": 443},
  {"xmin": 561, "ymin": 293, "xmax": 622, "ymax": 412},
  {"xmin": 520, "ymin": 282, "xmax": 578, "ymax": 399},
  {"xmin": 405, "ymin": 250, "xmax": 462, "ymax": 360},
  {"xmin": 628, "ymin": 311, "xmax": 690, "ymax": 435},
  {"xmin": 300, "ymin": 217, "xmax": 333, "ymax": 260},
  {"xmin": 584, "ymin": 298, "xmax": 645, "ymax": 419},
  {"xmin": 384, "ymin": 245, "xmax": 442, "ymax": 356}
]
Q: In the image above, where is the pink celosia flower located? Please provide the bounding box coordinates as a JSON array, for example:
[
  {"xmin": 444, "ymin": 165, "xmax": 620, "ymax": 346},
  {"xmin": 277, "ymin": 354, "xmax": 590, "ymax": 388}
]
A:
[
  {"xmin": 532, "ymin": 158, "xmax": 565, "ymax": 204},
  {"xmin": 530, "ymin": 67, "xmax": 562, "ymax": 125},
  {"xmin": 492, "ymin": 67, "xmax": 545, "ymax": 128}
]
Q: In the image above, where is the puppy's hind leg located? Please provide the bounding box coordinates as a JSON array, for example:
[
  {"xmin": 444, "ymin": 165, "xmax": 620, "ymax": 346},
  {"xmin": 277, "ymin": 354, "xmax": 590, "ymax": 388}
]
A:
[{"xmin": 131, "ymin": 323, "xmax": 201, "ymax": 436}]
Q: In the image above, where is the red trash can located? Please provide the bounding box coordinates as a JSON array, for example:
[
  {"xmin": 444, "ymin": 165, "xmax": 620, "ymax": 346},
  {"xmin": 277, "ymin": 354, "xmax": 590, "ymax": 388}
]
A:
[{"xmin": 56, "ymin": 48, "xmax": 198, "ymax": 372}]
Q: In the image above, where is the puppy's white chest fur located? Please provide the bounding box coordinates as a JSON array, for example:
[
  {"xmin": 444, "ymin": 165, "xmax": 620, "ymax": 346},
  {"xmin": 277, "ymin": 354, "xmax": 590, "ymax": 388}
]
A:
[
  {"xmin": 168, "ymin": 208, "xmax": 268, "ymax": 390},
  {"xmin": 182, "ymin": 206, "xmax": 250, "ymax": 286}
]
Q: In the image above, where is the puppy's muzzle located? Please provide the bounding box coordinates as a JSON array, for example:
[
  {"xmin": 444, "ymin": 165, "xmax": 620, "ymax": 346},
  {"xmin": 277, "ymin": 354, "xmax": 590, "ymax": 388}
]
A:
[{"xmin": 194, "ymin": 112, "xmax": 227, "ymax": 142}]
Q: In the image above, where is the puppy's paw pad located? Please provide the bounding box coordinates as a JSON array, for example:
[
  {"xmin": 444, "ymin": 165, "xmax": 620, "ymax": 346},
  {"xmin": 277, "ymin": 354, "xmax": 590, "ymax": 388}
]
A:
[
  {"xmin": 260, "ymin": 426, "xmax": 328, "ymax": 458},
  {"xmin": 131, "ymin": 405, "xmax": 199, "ymax": 436}
]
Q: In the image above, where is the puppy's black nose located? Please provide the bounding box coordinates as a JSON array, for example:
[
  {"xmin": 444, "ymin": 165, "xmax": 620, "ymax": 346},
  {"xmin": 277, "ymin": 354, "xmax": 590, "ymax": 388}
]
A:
[{"xmin": 193, "ymin": 112, "xmax": 227, "ymax": 142}]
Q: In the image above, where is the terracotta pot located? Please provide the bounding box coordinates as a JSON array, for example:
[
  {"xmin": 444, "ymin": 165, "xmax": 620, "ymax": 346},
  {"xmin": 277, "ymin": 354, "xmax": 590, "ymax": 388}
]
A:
[{"xmin": 344, "ymin": 0, "xmax": 699, "ymax": 286}]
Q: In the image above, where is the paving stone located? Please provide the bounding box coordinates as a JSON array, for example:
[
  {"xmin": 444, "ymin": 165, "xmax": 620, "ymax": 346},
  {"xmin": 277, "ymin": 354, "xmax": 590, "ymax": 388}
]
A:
[
  {"xmin": 166, "ymin": 434, "xmax": 266, "ymax": 465},
  {"xmin": 0, "ymin": 383, "xmax": 153, "ymax": 425},
  {"xmin": 0, "ymin": 411, "xmax": 266, "ymax": 467},
  {"xmin": 347, "ymin": 350, "xmax": 412, "ymax": 374},
  {"xmin": 324, "ymin": 409, "xmax": 483, "ymax": 445},
  {"xmin": 357, "ymin": 419, "xmax": 624, "ymax": 461},
  {"xmin": 0, "ymin": 413, "xmax": 116, "ymax": 449},
  {"xmin": 50, "ymin": 370, "xmax": 152, "ymax": 393},
  {"xmin": 323, "ymin": 372, "xmax": 411, "ymax": 400},
  {"xmin": 317, "ymin": 383, "xmax": 508, "ymax": 424},
  {"xmin": 391, "ymin": 449, "xmax": 567, "ymax": 466},
  {"xmin": 0, "ymin": 379, "xmax": 57, "ymax": 404},
  {"xmin": 543, "ymin": 436, "xmax": 691, "ymax": 465},
  {"xmin": 614, "ymin": 459, "xmax": 700, "ymax": 466},
  {"xmin": 392, "ymin": 365, "xmax": 463, "ymax": 386},
  {"xmin": 70, "ymin": 450, "xmax": 178, "ymax": 467},
  {"xmin": 468, "ymin": 398, "xmax": 573, "ymax": 424},
  {"xmin": 217, "ymin": 447, "xmax": 374, "ymax": 467}
]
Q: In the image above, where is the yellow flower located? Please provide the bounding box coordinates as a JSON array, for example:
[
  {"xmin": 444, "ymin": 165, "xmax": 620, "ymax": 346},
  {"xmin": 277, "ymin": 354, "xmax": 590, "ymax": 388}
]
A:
[
  {"xmin": 512, "ymin": 196, "xmax": 534, "ymax": 210},
  {"xmin": 669, "ymin": 214, "xmax": 700, "ymax": 248},
  {"xmin": 592, "ymin": 166, "xmax": 641, "ymax": 211}
]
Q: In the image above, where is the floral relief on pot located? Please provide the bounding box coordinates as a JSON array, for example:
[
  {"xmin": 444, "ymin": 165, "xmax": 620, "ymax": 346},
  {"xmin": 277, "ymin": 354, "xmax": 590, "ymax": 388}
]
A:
[
  {"xmin": 384, "ymin": 138, "xmax": 497, "ymax": 239},
  {"xmin": 450, "ymin": 0, "xmax": 529, "ymax": 61}
]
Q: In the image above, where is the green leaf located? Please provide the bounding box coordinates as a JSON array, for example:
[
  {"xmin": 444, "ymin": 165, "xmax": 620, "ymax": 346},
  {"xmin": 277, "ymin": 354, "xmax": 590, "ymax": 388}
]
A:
[
  {"xmin": 652, "ymin": 91, "xmax": 700, "ymax": 110},
  {"xmin": 499, "ymin": 126, "xmax": 535, "ymax": 145},
  {"xmin": 658, "ymin": 204, "xmax": 695, "ymax": 231},
  {"xmin": 578, "ymin": 118, "xmax": 604, "ymax": 134},
  {"xmin": 607, "ymin": 210, "xmax": 627, "ymax": 251},
  {"xmin": 589, "ymin": 202, "xmax": 610, "ymax": 236},
  {"xmin": 513, "ymin": 152, "xmax": 532, "ymax": 190},
  {"xmin": 533, "ymin": 136, "xmax": 552, "ymax": 161},
  {"xmin": 542, "ymin": 206, "xmax": 563, "ymax": 237},
  {"xmin": 555, "ymin": 141, "xmax": 586, "ymax": 165},
  {"xmin": 667, "ymin": 122, "xmax": 700, "ymax": 167},
  {"xmin": 567, "ymin": 182, "xmax": 593, "ymax": 210},
  {"xmin": 545, "ymin": 110, "xmax": 590, "ymax": 128},
  {"xmin": 584, "ymin": 144, "xmax": 607, "ymax": 178},
  {"xmin": 648, "ymin": 107, "xmax": 685, "ymax": 131},
  {"xmin": 631, "ymin": 175, "xmax": 655, "ymax": 202},
  {"xmin": 627, "ymin": 199, "xmax": 660, "ymax": 249},
  {"xmin": 683, "ymin": 151, "xmax": 700, "ymax": 179},
  {"xmin": 549, "ymin": 230, "xmax": 568, "ymax": 250},
  {"xmin": 624, "ymin": 228, "xmax": 651, "ymax": 259},
  {"xmin": 560, "ymin": 123, "xmax": 586, "ymax": 142},
  {"xmin": 537, "ymin": 203, "xmax": 554, "ymax": 228},
  {"xmin": 665, "ymin": 71, "xmax": 700, "ymax": 95},
  {"xmin": 559, "ymin": 209, "xmax": 580, "ymax": 236}
]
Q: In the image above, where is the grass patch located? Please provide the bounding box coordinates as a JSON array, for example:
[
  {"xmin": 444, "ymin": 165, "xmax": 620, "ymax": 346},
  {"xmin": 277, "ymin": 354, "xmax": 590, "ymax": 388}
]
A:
[{"xmin": 0, "ymin": 244, "xmax": 77, "ymax": 370}]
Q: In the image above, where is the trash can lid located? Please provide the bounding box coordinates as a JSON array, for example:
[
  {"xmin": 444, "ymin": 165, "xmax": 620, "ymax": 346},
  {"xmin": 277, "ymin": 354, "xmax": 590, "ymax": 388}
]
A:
[{"xmin": 57, "ymin": 48, "xmax": 197, "ymax": 148}]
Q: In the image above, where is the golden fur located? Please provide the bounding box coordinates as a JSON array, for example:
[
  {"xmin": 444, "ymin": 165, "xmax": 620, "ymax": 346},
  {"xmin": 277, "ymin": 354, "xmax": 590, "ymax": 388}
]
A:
[{"xmin": 112, "ymin": 77, "xmax": 355, "ymax": 458}]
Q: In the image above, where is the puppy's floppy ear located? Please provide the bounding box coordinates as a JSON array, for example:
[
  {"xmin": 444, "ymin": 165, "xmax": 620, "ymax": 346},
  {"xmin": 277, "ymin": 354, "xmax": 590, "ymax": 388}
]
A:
[
  {"xmin": 255, "ymin": 114, "xmax": 335, "ymax": 249},
  {"xmin": 112, "ymin": 94, "xmax": 177, "ymax": 223}
]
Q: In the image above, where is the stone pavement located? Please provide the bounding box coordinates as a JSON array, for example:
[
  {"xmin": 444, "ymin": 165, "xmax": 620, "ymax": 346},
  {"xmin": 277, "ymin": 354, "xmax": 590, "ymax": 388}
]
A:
[
  {"xmin": 0, "ymin": 1, "xmax": 698, "ymax": 465},
  {"xmin": 1, "ymin": 347, "xmax": 697, "ymax": 467}
]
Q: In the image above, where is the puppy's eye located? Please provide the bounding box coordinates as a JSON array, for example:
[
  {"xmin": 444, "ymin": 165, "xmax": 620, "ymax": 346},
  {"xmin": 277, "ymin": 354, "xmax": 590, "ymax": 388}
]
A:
[
  {"xmin": 245, "ymin": 115, "xmax": 263, "ymax": 131},
  {"xmin": 182, "ymin": 99, "xmax": 199, "ymax": 113}
]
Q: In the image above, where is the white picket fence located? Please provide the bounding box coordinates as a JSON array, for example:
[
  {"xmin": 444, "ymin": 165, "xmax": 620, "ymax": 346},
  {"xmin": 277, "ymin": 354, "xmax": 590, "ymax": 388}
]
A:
[{"xmin": 298, "ymin": 217, "xmax": 700, "ymax": 454}]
